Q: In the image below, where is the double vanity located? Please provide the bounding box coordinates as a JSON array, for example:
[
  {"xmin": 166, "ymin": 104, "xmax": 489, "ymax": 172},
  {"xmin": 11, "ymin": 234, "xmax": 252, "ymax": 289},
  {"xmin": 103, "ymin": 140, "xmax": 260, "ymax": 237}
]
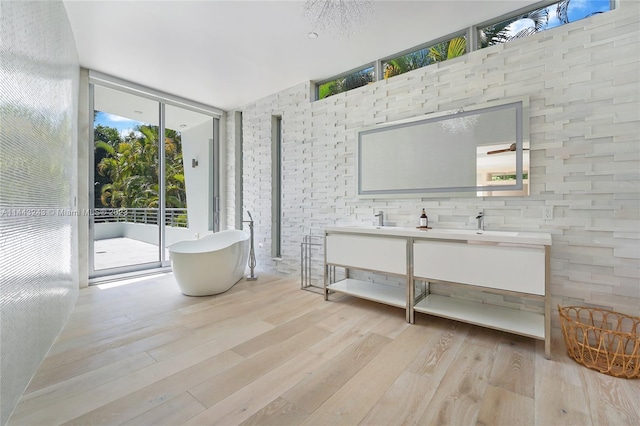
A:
[{"xmin": 324, "ymin": 225, "xmax": 552, "ymax": 358}]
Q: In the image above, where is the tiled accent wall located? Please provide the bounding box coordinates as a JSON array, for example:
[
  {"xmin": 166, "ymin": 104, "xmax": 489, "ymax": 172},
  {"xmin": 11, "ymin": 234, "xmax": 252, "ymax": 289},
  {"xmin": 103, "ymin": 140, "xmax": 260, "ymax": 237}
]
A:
[
  {"xmin": 0, "ymin": 2, "xmax": 79, "ymax": 424},
  {"xmin": 226, "ymin": 3, "xmax": 640, "ymax": 320}
]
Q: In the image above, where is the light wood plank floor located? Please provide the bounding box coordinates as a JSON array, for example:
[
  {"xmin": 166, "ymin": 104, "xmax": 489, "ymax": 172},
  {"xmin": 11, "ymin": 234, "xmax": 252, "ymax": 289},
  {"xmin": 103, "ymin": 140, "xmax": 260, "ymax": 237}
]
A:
[{"xmin": 9, "ymin": 272, "xmax": 640, "ymax": 426}]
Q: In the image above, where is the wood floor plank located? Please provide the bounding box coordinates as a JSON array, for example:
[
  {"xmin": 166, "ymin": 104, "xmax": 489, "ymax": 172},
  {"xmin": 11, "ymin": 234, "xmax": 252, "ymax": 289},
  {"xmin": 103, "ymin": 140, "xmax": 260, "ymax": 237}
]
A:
[
  {"xmin": 536, "ymin": 332, "xmax": 585, "ymax": 387},
  {"xmin": 239, "ymin": 396, "xmax": 308, "ymax": 426},
  {"xmin": 231, "ymin": 311, "xmax": 327, "ymax": 358},
  {"xmin": 488, "ymin": 333, "xmax": 536, "ymax": 398},
  {"xmin": 407, "ymin": 317, "xmax": 469, "ymax": 377},
  {"xmin": 183, "ymin": 351, "xmax": 326, "ymax": 425},
  {"xmin": 261, "ymin": 292, "xmax": 325, "ymax": 325},
  {"xmin": 476, "ymin": 384, "xmax": 535, "ymax": 426},
  {"xmin": 174, "ymin": 289, "xmax": 252, "ymax": 316},
  {"xmin": 61, "ymin": 350, "xmax": 243, "ymax": 425},
  {"xmin": 366, "ymin": 303, "xmax": 410, "ymax": 339},
  {"xmin": 416, "ymin": 343, "xmax": 494, "ymax": 426},
  {"xmin": 299, "ymin": 324, "xmax": 430, "ymax": 426},
  {"xmin": 11, "ymin": 320, "xmax": 276, "ymax": 425},
  {"xmin": 38, "ymin": 322, "xmax": 191, "ymax": 371},
  {"xmin": 281, "ymin": 332, "xmax": 391, "ymax": 414},
  {"xmin": 25, "ymin": 326, "xmax": 192, "ymax": 393},
  {"xmin": 188, "ymin": 326, "xmax": 331, "ymax": 408},
  {"xmin": 10, "ymin": 352, "xmax": 156, "ymax": 421},
  {"xmin": 308, "ymin": 301, "xmax": 398, "ymax": 360},
  {"xmin": 360, "ymin": 319, "xmax": 470, "ymax": 425},
  {"xmin": 534, "ymin": 373, "xmax": 592, "ymax": 426},
  {"xmin": 313, "ymin": 298, "xmax": 376, "ymax": 333},
  {"xmin": 50, "ymin": 304, "xmax": 198, "ymax": 356},
  {"xmin": 580, "ymin": 364, "xmax": 640, "ymax": 426},
  {"xmin": 358, "ymin": 370, "xmax": 435, "ymax": 426},
  {"xmin": 8, "ymin": 272, "xmax": 640, "ymax": 426},
  {"xmin": 179, "ymin": 284, "xmax": 328, "ymax": 331},
  {"xmin": 145, "ymin": 315, "xmax": 274, "ymax": 361},
  {"xmin": 120, "ymin": 392, "xmax": 206, "ymax": 426},
  {"xmin": 54, "ymin": 314, "xmax": 132, "ymax": 343},
  {"xmin": 465, "ymin": 322, "xmax": 502, "ymax": 351}
]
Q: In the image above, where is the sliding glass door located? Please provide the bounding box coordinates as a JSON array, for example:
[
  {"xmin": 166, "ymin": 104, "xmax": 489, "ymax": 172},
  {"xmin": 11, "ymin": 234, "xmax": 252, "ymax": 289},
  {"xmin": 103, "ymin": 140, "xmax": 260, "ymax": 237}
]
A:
[
  {"xmin": 89, "ymin": 78, "xmax": 219, "ymax": 279},
  {"xmin": 164, "ymin": 105, "xmax": 217, "ymax": 243}
]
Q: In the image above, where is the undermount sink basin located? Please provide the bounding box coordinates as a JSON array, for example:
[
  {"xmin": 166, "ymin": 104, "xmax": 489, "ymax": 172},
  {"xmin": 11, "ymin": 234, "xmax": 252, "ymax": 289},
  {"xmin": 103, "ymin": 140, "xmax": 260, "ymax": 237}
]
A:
[
  {"xmin": 429, "ymin": 229, "xmax": 520, "ymax": 237},
  {"xmin": 337, "ymin": 226, "xmax": 520, "ymax": 237},
  {"xmin": 325, "ymin": 225, "xmax": 551, "ymax": 252},
  {"xmin": 475, "ymin": 230, "xmax": 519, "ymax": 237},
  {"xmin": 342, "ymin": 225, "xmax": 404, "ymax": 230}
]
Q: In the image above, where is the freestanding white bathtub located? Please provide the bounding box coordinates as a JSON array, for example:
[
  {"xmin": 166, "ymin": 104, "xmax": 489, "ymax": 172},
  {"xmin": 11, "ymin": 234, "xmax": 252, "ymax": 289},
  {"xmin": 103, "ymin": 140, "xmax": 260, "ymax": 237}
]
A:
[{"xmin": 169, "ymin": 230, "xmax": 249, "ymax": 296}]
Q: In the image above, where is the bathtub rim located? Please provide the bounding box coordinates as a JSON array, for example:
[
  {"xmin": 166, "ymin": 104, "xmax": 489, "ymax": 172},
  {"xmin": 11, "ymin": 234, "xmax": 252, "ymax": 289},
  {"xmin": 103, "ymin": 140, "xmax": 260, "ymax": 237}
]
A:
[{"xmin": 168, "ymin": 229, "xmax": 249, "ymax": 254}]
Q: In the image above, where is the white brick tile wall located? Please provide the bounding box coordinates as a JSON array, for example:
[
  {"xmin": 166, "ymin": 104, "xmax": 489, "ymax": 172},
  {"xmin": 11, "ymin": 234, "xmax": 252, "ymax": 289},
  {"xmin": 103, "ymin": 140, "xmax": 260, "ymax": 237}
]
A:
[{"xmin": 225, "ymin": 4, "xmax": 640, "ymax": 322}]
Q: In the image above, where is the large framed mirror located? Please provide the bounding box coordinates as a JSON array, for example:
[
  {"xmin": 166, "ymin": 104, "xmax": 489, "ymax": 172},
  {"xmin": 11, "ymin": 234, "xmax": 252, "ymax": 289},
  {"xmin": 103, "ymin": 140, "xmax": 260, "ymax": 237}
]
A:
[{"xmin": 357, "ymin": 97, "xmax": 529, "ymax": 198}]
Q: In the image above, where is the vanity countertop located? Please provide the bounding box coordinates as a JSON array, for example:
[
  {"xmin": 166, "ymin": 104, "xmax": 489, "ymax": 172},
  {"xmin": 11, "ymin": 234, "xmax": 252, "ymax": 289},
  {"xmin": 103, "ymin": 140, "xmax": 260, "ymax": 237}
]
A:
[{"xmin": 325, "ymin": 225, "xmax": 552, "ymax": 246}]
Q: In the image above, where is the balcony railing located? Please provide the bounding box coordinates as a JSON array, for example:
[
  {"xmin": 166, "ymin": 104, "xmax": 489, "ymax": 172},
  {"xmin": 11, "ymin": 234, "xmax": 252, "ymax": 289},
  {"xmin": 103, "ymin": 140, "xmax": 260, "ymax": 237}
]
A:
[{"xmin": 94, "ymin": 208, "xmax": 188, "ymax": 228}]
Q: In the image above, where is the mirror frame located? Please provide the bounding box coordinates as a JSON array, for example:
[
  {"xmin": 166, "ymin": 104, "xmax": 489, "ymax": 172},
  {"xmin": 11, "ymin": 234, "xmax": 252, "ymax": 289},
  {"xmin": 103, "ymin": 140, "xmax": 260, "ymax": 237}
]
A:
[{"xmin": 356, "ymin": 96, "xmax": 530, "ymax": 198}]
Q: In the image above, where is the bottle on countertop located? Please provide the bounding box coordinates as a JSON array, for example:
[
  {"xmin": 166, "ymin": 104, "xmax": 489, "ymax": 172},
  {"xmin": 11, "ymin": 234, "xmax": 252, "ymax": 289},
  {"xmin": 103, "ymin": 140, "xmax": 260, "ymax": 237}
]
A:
[{"xmin": 420, "ymin": 208, "xmax": 428, "ymax": 227}]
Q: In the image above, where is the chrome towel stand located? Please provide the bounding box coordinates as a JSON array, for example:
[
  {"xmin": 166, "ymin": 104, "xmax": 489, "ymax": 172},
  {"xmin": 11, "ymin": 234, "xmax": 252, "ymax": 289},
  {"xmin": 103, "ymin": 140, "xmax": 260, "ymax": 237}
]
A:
[{"xmin": 244, "ymin": 211, "xmax": 257, "ymax": 281}]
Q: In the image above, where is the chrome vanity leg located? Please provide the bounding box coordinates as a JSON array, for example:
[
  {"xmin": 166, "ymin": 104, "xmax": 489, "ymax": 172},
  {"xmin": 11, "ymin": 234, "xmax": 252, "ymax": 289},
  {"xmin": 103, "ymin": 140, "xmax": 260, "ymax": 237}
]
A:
[
  {"xmin": 324, "ymin": 263, "xmax": 329, "ymax": 301},
  {"xmin": 544, "ymin": 245, "xmax": 551, "ymax": 359}
]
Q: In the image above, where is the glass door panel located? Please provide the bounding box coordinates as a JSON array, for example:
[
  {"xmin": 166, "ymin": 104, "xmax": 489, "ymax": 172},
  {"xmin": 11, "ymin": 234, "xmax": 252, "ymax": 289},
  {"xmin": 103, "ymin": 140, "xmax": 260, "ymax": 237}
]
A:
[
  {"xmin": 91, "ymin": 85, "xmax": 162, "ymax": 274},
  {"xmin": 164, "ymin": 104, "xmax": 215, "ymax": 244}
]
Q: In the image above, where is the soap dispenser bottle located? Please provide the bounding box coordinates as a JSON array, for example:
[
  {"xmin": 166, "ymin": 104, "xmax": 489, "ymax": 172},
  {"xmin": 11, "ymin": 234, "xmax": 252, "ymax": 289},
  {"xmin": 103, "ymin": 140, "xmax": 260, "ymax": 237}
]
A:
[{"xmin": 420, "ymin": 209, "xmax": 428, "ymax": 227}]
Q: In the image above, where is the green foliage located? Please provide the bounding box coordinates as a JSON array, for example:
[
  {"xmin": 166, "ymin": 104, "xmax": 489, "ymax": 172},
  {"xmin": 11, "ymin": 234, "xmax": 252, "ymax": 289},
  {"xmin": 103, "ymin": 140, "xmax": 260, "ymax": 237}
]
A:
[
  {"xmin": 94, "ymin": 124, "xmax": 120, "ymax": 147},
  {"xmin": 318, "ymin": 68, "xmax": 375, "ymax": 100},
  {"xmin": 491, "ymin": 173, "xmax": 529, "ymax": 181},
  {"xmin": 95, "ymin": 123, "xmax": 187, "ymax": 209},
  {"xmin": 428, "ymin": 37, "xmax": 467, "ymax": 63},
  {"xmin": 383, "ymin": 36, "xmax": 466, "ymax": 80},
  {"xmin": 384, "ymin": 49, "xmax": 431, "ymax": 79},
  {"xmin": 478, "ymin": 0, "xmax": 565, "ymax": 48}
]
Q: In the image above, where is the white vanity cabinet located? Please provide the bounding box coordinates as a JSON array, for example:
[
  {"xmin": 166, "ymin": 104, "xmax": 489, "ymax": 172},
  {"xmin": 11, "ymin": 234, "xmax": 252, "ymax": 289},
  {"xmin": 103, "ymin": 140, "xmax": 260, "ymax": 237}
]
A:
[
  {"xmin": 324, "ymin": 233, "xmax": 411, "ymax": 320},
  {"xmin": 324, "ymin": 226, "xmax": 552, "ymax": 358}
]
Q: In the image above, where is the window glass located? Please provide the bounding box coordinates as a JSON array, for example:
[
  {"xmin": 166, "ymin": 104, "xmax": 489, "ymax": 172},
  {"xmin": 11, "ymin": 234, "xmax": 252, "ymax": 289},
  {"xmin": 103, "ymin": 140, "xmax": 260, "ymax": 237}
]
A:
[
  {"xmin": 383, "ymin": 35, "xmax": 467, "ymax": 79},
  {"xmin": 479, "ymin": 0, "xmax": 612, "ymax": 48},
  {"xmin": 318, "ymin": 66, "xmax": 374, "ymax": 100}
]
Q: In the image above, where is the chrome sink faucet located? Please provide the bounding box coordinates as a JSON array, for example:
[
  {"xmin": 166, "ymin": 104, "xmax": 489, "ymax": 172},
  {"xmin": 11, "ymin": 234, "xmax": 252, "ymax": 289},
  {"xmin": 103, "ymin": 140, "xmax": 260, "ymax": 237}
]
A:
[
  {"xmin": 375, "ymin": 211, "xmax": 384, "ymax": 226},
  {"xmin": 476, "ymin": 211, "xmax": 484, "ymax": 232}
]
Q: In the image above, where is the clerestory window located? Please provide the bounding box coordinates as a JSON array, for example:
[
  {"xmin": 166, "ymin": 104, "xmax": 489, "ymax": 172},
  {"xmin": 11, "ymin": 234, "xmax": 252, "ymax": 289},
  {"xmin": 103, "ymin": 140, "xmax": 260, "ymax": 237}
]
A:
[{"xmin": 478, "ymin": 0, "xmax": 613, "ymax": 49}]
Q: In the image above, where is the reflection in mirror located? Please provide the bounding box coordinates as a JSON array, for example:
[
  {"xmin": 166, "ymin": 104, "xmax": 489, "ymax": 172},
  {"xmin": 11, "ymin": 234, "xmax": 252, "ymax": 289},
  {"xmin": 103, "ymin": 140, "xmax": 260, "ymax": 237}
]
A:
[{"xmin": 357, "ymin": 97, "xmax": 529, "ymax": 198}]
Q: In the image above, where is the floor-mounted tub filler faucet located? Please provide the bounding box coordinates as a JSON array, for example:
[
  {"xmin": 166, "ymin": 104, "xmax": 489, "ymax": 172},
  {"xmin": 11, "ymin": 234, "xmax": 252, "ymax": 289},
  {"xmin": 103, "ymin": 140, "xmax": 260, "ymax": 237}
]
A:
[
  {"xmin": 243, "ymin": 211, "xmax": 257, "ymax": 281},
  {"xmin": 476, "ymin": 211, "xmax": 484, "ymax": 233},
  {"xmin": 375, "ymin": 211, "xmax": 384, "ymax": 227}
]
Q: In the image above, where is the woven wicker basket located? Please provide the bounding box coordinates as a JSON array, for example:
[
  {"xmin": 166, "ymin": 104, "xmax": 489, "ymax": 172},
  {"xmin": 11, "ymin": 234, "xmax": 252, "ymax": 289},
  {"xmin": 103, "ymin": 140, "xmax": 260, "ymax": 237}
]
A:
[{"xmin": 558, "ymin": 306, "xmax": 640, "ymax": 379}]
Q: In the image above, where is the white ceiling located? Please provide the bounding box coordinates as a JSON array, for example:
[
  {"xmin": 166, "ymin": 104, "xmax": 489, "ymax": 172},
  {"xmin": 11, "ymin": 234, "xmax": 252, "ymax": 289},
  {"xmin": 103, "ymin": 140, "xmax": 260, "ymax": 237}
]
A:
[
  {"xmin": 94, "ymin": 84, "xmax": 214, "ymax": 130},
  {"xmin": 63, "ymin": 0, "xmax": 540, "ymax": 111}
]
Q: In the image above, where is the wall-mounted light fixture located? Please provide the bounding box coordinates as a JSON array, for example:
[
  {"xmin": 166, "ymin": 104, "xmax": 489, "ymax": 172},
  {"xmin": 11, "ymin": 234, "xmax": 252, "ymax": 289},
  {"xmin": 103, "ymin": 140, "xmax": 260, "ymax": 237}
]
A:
[{"xmin": 192, "ymin": 159, "xmax": 199, "ymax": 168}]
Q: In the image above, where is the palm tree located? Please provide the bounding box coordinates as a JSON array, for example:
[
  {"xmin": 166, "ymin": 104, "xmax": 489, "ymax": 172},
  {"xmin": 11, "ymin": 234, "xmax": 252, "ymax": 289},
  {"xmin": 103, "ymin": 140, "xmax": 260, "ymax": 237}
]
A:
[
  {"xmin": 427, "ymin": 36, "xmax": 467, "ymax": 63},
  {"xmin": 478, "ymin": 0, "xmax": 589, "ymax": 48},
  {"xmin": 384, "ymin": 50, "xmax": 431, "ymax": 79},
  {"xmin": 318, "ymin": 67, "xmax": 375, "ymax": 99},
  {"xmin": 383, "ymin": 36, "xmax": 466, "ymax": 80},
  {"xmin": 96, "ymin": 125, "xmax": 186, "ymax": 209},
  {"xmin": 479, "ymin": 7, "xmax": 549, "ymax": 48},
  {"xmin": 96, "ymin": 141, "xmax": 133, "ymax": 207}
]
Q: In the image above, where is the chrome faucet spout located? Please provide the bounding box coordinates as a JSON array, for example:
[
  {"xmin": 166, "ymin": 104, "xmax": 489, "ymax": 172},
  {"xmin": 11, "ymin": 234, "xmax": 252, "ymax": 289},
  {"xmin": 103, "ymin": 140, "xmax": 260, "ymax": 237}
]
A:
[
  {"xmin": 476, "ymin": 211, "xmax": 484, "ymax": 232},
  {"xmin": 374, "ymin": 211, "xmax": 384, "ymax": 227}
]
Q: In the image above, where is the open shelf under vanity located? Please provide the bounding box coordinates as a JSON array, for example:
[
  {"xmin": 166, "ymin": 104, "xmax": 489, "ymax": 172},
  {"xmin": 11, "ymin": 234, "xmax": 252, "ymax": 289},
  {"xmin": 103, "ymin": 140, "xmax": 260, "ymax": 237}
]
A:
[{"xmin": 323, "ymin": 226, "xmax": 551, "ymax": 359}]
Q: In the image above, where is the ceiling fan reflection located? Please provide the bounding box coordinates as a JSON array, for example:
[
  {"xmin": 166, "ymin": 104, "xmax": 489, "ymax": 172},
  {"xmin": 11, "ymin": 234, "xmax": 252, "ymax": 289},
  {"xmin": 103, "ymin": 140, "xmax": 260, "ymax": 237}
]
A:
[{"xmin": 487, "ymin": 143, "xmax": 530, "ymax": 155}]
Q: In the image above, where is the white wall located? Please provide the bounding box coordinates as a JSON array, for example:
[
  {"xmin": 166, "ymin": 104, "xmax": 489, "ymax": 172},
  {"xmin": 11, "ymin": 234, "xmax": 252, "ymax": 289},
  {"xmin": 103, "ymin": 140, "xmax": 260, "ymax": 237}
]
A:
[
  {"xmin": 227, "ymin": 3, "xmax": 640, "ymax": 320},
  {"xmin": 0, "ymin": 1, "xmax": 79, "ymax": 424},
  {"xmin": 182, "ymin": 119, "xmax": 214, "ymax": 237}
]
